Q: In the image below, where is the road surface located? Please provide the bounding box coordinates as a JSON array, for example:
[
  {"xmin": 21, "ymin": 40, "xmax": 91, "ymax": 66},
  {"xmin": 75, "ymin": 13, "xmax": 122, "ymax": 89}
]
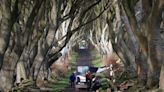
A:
[{"xmin": 62, "ymin": 48, "xmax": 91, "ymax": 92}]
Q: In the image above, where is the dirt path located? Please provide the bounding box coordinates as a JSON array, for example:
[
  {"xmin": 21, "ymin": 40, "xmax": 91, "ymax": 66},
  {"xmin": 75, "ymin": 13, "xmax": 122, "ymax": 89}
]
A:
[{"xmin": 62, "ymin": 48, "xmax": 91, "ymax": 92}]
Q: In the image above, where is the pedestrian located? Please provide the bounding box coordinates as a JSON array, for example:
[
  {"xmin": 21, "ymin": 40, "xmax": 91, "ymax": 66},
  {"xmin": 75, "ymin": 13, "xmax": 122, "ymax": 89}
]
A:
[
  {"xmin": 69, "ymin": 72, "xmax": 76, "ymax": 87},
  {"xmin": 85, "ymin": 71, "xmax": 92, "ymax": 91},
  {"xmin": 91, "ymin": 75, "xmax": 101, "ymax": 92}
]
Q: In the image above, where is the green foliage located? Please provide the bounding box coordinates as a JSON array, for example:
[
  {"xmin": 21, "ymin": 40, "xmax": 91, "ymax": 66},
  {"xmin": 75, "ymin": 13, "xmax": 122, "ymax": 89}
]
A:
[
  {"xmin": 92, "ymin": 57, "xmax": 102, "ymax": 67},
  {"xmin": 52, "ymin": 77, "xmax": 69, "ymax": 90},
  {"xmin": 96, "ymin": 73, "xmax": 105, "ymax": 78},
  {"xmin": 91, "ymin": 50, "xmax": 102, "ymax": 67},
  {"xmin": 100, "ymin": 78, "xmax": 110, "ymax": 90},
  {"xmin": 70, "ymin": 51, "xmax": 78, "ymax": 65},
  {"xmin": 95, "ymin": 73, "xmax": 110, "ymax": 91}
]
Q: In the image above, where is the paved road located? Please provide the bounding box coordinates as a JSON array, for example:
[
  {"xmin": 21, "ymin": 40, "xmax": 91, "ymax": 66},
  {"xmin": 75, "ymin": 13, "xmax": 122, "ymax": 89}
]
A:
[
  {"xmin": 62, "ymin": 48, "xmax": 91, "ymax": 92},
  {"xmin": 76, "ymin": 49, "xmax": 91, "ymax": 66}
]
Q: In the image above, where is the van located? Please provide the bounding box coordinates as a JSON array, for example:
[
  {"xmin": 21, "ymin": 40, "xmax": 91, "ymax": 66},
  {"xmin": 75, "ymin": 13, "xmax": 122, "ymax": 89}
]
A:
[{"xmin": 75, "ymin": 66, "xmax": 89, "ymax": 89}]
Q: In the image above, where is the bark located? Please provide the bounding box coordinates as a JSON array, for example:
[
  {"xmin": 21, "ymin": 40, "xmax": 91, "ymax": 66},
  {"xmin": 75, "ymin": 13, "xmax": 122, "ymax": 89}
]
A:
[
  {"xmin": 122, "ymin": 0, "xmax": 164, "ymax": 88},
  {"xmin": 0, "ymin": 50, "xmax": 18, "ymax": 91},
  {"xmin": 121, "ymin": 5, "xmax": 148, "ymax": 83},
  {"xmin": 0, "ymin": 70, "xmax": 14, "ymax": 92},
  {"xmin": 27, "ymin": 45, "xmax": 38, "ymax": 78},
  {"xmin": 30, "ymin": 37, "xmax": 48, "ymax": 82},
  {"xmin": 0, "ymin": 0, "xmax": 14, "ymax": 91},
  {"xmin": 122, "ymin": 1, "xmax": 148, "ymax": 57},
  {"xmin": 22, "ymin": 0, "xmax": 44, "ymax": 47},
  {"xmin": 160, "ymin": 65, "xmax": 164, "ymax": 90},
  {"xmin": 0, "ymin": 0, "xmax": 45, "ymax": 90},
  {"xmin": 0, "ymin": 25, "xmax": 24, "ymax": 91},
  {"xmin": 147, "ymin": 31, "xmax": 163, "ymax": 88},
  {"xmin": 135, "ymin": 52, "xmax": 148, "ymax": 85},
  {"xmin": 121, "ymin": 40, "xmax": 135, "ymax": 66},
  {"xmin": 146, "ymin": 0, "xmax": 164, "ymax": 88},
  {"xmin": 159, "ymin": 0, "xmax": 164, "ymax": 90},
  {"xmin": 16, "ymin": 48, "xmax": 31, "ymax": 84},
  {"xmin": 0, "ymin": 0, "xmax": 11, "ymax": 69},
  {"xmin": 16, "ymin": 0, "xmax": 45, "ymax": 82},
  {"xmin": 16, "ymin": 61, "xmax": 26, "ymax": 83}
]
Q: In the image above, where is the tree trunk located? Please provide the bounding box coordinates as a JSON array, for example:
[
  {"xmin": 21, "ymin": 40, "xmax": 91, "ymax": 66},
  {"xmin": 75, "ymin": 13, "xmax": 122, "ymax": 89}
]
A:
[
  {"xmin": 30, "ymin": 37, "xmax": 48, "ymax": 87},
  {"xmin": 146, "ymin": 0, "xmax": 164, "ymax": 87},
  {"xmin": 0, "ymin": 70, "xmax": 14, "ymax": 92},
  {"xmin": 121, "ymin": 39, "xmax": 136, "ymax": 70},
  {"xmin": 159, "ymin": 0, "xmax": 164, "ymax": 90},
  {"xmin": 0, "ymin": 50, "xmax": 19, "ymax": 91},
  {"xmin": 0, "ymin": 0, "xmax": 11, "ymax": 69},
  {"xmin": 160, "ymin": 64, "xmax": 164, "ymax": 90},
  {"xmin": 147, "ymin": 32, "xmax": 163, "ymax": 88},
  {"xmin": 16, "ymin": 61, "xmax": 26, "ymax": 84},
  {"xmin": 122, "ymin": 1, "xmax": 148, "ymax": 57},
  {"xmin": 122, "ymin": 10, "xmax": 148, "ymax": 83},
  {"xmin": 147, "ymin": 24, "xmax": 163, "ymax": 87},
  {"xmin": 135, "ymin": 52, "xmax": 148, "ymax": 85},
  {"xmin": 16, "ymin": 49, "xmax": 29, "ymax": 84},
  {"xmin": 27, "ymin": 45, "xmax": 38, "ymax": 78},
  {"xmin": 0, "ymin": 0, "xmax": 14, "ymax": 91}
]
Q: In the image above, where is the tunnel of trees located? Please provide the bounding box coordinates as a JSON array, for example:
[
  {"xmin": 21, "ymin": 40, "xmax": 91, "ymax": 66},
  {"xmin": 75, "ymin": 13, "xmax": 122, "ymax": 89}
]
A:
[{"xmin": 0, "ymin": 0, "xmax": 164, "ymax": 91}]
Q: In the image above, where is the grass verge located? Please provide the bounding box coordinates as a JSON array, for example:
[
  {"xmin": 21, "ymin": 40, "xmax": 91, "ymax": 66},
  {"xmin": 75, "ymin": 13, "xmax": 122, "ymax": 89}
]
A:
[
  {"xmin": 51, "ymin": 50, "xmax": 78, "ymax": 92},
  {"xmin": 91, "ymin": 49, "xmax": 102, "ymax": 67}
]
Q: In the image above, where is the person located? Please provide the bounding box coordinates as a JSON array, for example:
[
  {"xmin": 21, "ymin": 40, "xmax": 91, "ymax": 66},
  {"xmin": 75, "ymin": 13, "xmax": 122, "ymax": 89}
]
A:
[
  {"xmin": 91, "ymin": 75, "xmax": 101, "ymax": 92},
  {"xmin": 69, "ymin": 73, "xmax": 76, "ymax": 87},
  {"xmin": 85, "ymin": 71, "xmax": 92, "ymax": 91}
]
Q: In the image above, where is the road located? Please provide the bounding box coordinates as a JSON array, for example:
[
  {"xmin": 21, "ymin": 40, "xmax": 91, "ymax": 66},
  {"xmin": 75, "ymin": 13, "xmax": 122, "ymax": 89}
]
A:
[
  {"xmin": 62, "ymin": 48, "xmax": 91, "ymax": 92},
  {"xmin": 76, "ymin": 49, "xmax": 91, "ymax": 66}
]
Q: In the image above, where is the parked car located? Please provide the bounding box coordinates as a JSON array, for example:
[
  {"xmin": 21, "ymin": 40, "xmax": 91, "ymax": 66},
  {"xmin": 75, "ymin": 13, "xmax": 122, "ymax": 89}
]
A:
[{"xmin": 75, "ymin": 66, "xmax": 89, "ymax": 89}]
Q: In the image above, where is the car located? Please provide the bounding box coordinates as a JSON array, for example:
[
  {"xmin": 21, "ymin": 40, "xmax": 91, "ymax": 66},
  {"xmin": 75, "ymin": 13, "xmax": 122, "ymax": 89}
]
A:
[{"xmin": 75, "ymin": 66, "xmax": 89, "ymax": 89}]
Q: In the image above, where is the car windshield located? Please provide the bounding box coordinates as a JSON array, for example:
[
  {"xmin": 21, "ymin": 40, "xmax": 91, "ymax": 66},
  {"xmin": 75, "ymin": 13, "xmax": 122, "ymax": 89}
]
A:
[{"xmin": 76, "ymin": 66, "xmax": 89, "ymax": 76}]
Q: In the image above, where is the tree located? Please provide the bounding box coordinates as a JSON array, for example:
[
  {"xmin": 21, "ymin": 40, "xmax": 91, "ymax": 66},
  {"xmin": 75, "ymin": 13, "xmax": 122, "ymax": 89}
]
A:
[{"xmin": 0, "ymin": 0, "xmax": 108, "ymax": 91}]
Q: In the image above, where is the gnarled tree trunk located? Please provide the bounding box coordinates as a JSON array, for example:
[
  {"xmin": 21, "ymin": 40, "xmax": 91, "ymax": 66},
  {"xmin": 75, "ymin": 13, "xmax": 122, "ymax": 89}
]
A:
[
  {"xmin": 0, "ymin": 0, "xmax": 13, "ymax": 91},
  {"xmin": 146, "ymin": 0, "xmax": 164, "ymax": 87}
]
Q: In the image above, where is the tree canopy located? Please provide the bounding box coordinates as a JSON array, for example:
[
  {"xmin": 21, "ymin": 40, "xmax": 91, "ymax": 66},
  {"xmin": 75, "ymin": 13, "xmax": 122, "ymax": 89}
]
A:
[{"xmin": 0, "ymin": 0, "xmax": 164, "ymax": 91}]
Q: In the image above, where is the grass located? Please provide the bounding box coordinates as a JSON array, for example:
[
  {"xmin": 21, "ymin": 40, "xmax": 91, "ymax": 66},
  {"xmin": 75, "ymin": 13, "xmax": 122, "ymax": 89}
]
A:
[
  {"xmin": 51, "ymin": 73, "xmax": 70, "ymax": 92},
  {"xmin": 91, "ymin": 50, "xmax": 102, "ymax": 67},
  {"xmin": 69, "ymin": 51, "xmax": 78, "ymax": 70},
  {"xmin": 51, "ymin": 50, "xmax": 78, "ymax": 92}
]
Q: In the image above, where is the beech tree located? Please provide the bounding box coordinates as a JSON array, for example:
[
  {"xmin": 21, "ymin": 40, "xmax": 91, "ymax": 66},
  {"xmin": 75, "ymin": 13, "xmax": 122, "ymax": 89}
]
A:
[
  {"xmin": 1, "ymin": 0, "xmax": 164, "ymax": 91},
  {"xmin": 0, "ymin": 0, "xmax": 108, "ymax": 91},
  {"xmin": 89, "ymin": 0, "xmax": 164, "ymax": 90}
]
